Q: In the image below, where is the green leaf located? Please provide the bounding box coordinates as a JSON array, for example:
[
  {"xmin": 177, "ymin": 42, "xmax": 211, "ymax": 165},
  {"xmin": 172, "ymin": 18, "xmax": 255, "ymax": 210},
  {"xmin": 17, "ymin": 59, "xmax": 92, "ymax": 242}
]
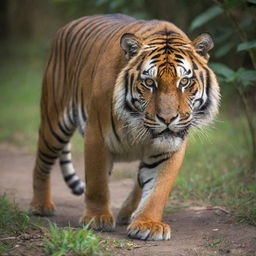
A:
[
  {"xmin": 247, "ymin": 0, "xmax": 256, "ymax": 4},
  {"xmin": 190, "ymin": 6, "xmax": 223, "ymax": 31},
  {"xmin": 237, "ymin": 40, "xmax": 256, "ymax": 51},
  {"xmin": 214, "ymin": 29, "xmax": 233, "ymax": 44},
  {"xmin": 221, "ymin": 0, "xmax": 245, "ymax": 9},
  {"xmin": 236, "ymin": 68, "xmax": 256, "ymax": 86},
  {"xmin": 210, "ymin": 62, "xmax": 235, "ymax": 81},
  {"xmin": 214, "ymin": 42, "xmax": 235, "ymax": 58}
]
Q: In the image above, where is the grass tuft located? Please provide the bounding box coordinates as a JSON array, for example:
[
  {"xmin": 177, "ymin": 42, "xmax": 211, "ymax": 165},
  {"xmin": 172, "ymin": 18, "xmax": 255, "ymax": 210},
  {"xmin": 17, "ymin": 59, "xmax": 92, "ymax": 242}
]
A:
[
  {"xmin": 43, "ymin": 223, "xmax": 111, "ymax": 256},
  {"xmin": 0, "ymin": 194, "xmax": 31, "ymax": 235},
  {"xmin": 0, "ymin": 194, "xmax": 32, "ymax": 254}
]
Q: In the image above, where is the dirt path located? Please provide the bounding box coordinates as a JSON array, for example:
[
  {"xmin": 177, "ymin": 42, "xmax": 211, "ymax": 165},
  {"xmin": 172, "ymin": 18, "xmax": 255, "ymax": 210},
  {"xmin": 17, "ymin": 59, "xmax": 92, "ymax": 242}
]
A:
[{"xmin": 1, "ymin": 143, "xmax": 256, "ymax": 256}]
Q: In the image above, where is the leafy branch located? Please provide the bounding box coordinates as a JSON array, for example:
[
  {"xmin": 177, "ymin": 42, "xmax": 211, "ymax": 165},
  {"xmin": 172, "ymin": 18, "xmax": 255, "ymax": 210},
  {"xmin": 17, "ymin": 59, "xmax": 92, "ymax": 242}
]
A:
[{"xmin": 190, "ymin": 0, "xmax": 256, "ymax": 170}]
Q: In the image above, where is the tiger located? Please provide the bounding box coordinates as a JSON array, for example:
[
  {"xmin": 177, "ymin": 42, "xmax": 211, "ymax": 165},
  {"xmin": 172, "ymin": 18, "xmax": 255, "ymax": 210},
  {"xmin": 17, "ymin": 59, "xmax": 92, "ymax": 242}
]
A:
[{"xmin": 31, "ymin": 14, "xmax": 220, "ymax": 241}]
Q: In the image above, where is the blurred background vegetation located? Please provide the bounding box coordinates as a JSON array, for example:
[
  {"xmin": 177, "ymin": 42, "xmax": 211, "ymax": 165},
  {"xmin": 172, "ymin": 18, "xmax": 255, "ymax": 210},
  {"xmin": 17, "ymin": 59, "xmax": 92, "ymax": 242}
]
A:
[{"xmin": 0, "ymin": 0, "xmax": 255, "ymax": 224}]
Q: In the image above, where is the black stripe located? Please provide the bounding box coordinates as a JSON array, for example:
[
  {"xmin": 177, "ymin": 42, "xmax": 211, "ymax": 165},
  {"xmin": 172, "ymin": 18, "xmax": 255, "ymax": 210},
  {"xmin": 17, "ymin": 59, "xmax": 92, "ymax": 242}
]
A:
[
  {"xmin": 137, "ymin": 173, "xmax": 142, "ymax": 187},
  {"xmin": 74, "ymin": 19, "xmax": 120, "ymax": 90},
  {"xmin": 64, "ymin": 173, "xmax": 76, "ymax": 182},
  {"xmin": 174, "ymin": 59, "xmax": 183, "ymax": 64},
  {"xmin": 140, "ymin": 157, "xmax": 169, "ymax": 169},
  {"xmin": 141, "ymin": 177, "xmax": 153, "ymax": 187},
  {"xmin": 81, "ymin": 92, "xmax": 87, "ymax": 122},
  {"xmin": 192, "ymin": 60, "xmax": 198, "ymax": 70},
  {"xmin": 69, "ymin": 179, "xmax": 81, "ymax": 189},
  {"xmin": 58, "ymin": 121, "xmax": 72, "ymax": 137},
  {"xmin": 150, "ymin": 152, "xmax": 170, "ymax": 159},
  {"xmin": 204, "ymin": 67, "xmax": 211, "ymax": 96},
  {"xmin": 124, "ymin": 70, "xmax": 129, "ymax": 103},
  {"xmin": 147, "ymin": 41, "xmax": 168, "ymax": 46},
  {"xmin": 90, "ymin": 22, "xmax": 122, "ymax": 79},
  {"xmin": 153, "ymin": 30, "xmax": 179, "ymax": 36},
  {"xmin": 68, "ymin": 107, "xmax": 75, "ymax": 126},
  {"xmin": 150, "ymin": 59, "xmax": 160, "ymax": 65},
  {"xmin": 63, "ymin": 120, "xmax": 72, "ymax": 134},
  {"xmin": 39, "ymin": 150, "xmax": 58, "ymax": 160},
  {"xmin": 37, "ymin": 163, "xmax": 50, "ymax": 174},
  {"xmin": 129, "ymin": 73, "xmax": 134, "ymax": 99},
  {"xmin": 111, "ymin": 104, "xmax": 121, "ymax": 143},
  {"xmin": 149, "ymin": 47, "xmax": 159, "ymax": 56},
  {"xmin": 199, "ymin": 71, "xmax": 204, "ymax": 85},
  {"xmin": 72, "ymin": 20, "xmax": 110, "ymax": 106},
  {"xmin": 174, "ymin": 54, "xmax": 184, "ymax": 59},
  {"xmin": 65, "ymin": 17, "xmax": 91, "ymax": 62},
  {"xmin": 62, "ymin": 150, "xmax": 70, "ymax": 154},
  {"xmin": 136, "ymin": 57, "xmax": 145, "ymax": 71},
  {"xmin": 45, "ymin": 111, "xmax": 68, "ymax": 144},
  {"xmin": 158, "ymin": 61, "xmax": 173, "ymax": 69},
  {"xmin": 60, "ymin": 160, "xmax": 71, "ymax": 165},
  {"xmin": 124, "ymin": 101, "xmax": 139, "ymax": 115},
  {"xmin": 198, "ymin": 67, "xmax": 212, "ymax": 112},
  {"xmin": 41, "ymin": 133, "xmax": 62, "ymax": 153},
  {"xmin": 38, "ymin": 154, "xmax": 55, "ymax": 166}
]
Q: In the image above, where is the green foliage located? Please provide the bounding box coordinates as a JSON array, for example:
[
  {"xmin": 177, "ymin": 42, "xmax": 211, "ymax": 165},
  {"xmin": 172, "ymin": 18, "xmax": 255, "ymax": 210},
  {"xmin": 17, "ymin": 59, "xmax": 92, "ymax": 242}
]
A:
[
  {"xmin": 0, "ymin": 195, "xmax": 32, "ymax": 254},
  {"xmin": 248, "ymin": 0, "xmax": 256, "ymax": 3},
  {"xmin": 0, "ymin": 194, "xmax": 31, "ymax": 235},
  {"xmin": 211, "ymin": 63, "xmax": 256, "ymax": 86},
  {"xmin": 0, "ymin": 242, "xmax": 8, "ymax": 255},
  {"xmin": 49, "ymin": 0, "xmax": 149, "ymax": 19},
  {"xmin": 190, "ymin": 6, "xmax": 223, "ymax": 31},
  {"xmin": 237, "ymin": 40, "xmax": 256, "ymax": 52},
  {"xmin": 43, "ymin": 223, "xmax": 111, "ymax": 256},
  {"xmin": 191, "ymin": 0, "xmax": 256, "ymax": 169}
]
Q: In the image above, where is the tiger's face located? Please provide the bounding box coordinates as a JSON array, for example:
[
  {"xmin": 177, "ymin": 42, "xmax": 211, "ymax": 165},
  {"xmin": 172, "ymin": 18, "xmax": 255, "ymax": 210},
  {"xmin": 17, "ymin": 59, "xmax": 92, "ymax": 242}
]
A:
[{"xmin": 114, "ymin": 29, "xmax": 220, "ymax": 151}]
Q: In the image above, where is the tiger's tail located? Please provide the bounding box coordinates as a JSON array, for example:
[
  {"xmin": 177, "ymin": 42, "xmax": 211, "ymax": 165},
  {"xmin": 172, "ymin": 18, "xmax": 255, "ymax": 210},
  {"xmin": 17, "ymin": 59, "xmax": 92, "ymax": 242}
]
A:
[{"xmin": 59, "ymin": 143, "xmax": 85, "ymax": 195}]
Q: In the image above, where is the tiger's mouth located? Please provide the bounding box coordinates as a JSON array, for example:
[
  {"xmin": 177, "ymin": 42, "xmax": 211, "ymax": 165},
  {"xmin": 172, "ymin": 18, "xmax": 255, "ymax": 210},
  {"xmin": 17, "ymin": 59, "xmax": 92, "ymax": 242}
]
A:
[{"xmin": 151, "ymin": 128, "xmax": 188, "ymax": 139}]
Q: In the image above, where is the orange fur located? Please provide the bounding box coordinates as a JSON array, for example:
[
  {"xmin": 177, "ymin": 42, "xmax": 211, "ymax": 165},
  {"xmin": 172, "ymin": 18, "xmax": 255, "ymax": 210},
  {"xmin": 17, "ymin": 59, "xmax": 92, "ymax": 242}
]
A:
[{"xmin": 31, "ymin": 14, "xmax": 220, "ymax": 240}]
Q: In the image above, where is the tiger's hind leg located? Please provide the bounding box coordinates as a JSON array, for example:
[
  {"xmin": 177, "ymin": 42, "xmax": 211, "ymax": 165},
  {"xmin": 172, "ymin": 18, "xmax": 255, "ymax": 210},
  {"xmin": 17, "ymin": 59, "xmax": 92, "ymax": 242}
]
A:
[{"xmin": 31, "ymin": 112, "xmax": 75, "ymax": 216}]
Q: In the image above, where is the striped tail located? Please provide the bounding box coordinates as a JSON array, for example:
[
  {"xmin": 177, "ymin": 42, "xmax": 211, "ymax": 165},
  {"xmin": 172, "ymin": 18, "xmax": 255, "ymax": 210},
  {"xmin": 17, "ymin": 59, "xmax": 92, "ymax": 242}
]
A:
[{"xmin": 59, "ymin": 143, "xmax": 85, "ymax": 195}]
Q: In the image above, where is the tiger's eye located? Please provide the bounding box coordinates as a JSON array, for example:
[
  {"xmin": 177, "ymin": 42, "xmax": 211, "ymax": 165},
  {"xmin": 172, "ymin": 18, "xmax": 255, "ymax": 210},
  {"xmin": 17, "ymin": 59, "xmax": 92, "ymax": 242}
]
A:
[
  {"xmin": 144, "ymin": 78, "xmax": 155, "ymax": 87},
  {"xmin": 180, "ymin": 77, "xmax": 190, "ymax": 86}
]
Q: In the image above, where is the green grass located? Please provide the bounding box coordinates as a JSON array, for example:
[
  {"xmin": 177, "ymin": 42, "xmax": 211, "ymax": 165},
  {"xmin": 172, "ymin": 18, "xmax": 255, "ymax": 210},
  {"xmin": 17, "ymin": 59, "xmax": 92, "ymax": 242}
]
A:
[
  {"xmin": 0, "ymin": 55, "xmax": 42, "ymax": 151},
  {"xmin": 0, "ymin": 194, "xmax": 31, "ymax": 254},
  {"xmin": 0, "ymin": 195, "xmax": 113, "ymax": 256},
  {"xmin": 0, "ymin": 194, "xmax": 31, "ymax": 235},
  {"xmin": 173, "ymin": 112, "xmax": 256, "ymax": 225},
  {"xmin": 43, "ymin": 223, "xmax": 111, "ymax": 256},
  {"xmin": 0, "ymin": 43, "xmax": 83, "ymax": 152}
]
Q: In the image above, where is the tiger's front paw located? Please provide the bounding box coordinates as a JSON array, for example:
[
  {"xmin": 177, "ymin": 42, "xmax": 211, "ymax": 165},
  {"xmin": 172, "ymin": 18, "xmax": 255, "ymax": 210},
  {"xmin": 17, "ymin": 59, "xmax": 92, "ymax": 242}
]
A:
[
  {"xmin": 30, "ymin": 200, "xmax": 55, "ymax": 216},
  {"xmin": 127, "ymin": 220, "xmax": 171, "ymax": 241},
  {"xmin": 80, "ymin": 213, "xmax": 115, "ymax": 232}
]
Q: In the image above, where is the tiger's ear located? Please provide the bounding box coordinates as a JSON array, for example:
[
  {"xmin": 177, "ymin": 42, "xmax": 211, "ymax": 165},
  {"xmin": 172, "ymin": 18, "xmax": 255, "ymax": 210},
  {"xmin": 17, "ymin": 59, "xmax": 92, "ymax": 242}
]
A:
[
  {"xmin": 192, "ymin": 33, "xmax": 214, "ymax": 61},
  {"xmin": 120, "ymin": 33, "xmax": 142, "ymax": 59}
]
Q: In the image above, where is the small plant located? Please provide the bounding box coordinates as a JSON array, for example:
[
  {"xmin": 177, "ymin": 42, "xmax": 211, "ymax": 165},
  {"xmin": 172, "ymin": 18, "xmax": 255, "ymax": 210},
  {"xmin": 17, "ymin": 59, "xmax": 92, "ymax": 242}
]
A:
[
  {"xmin": 0, "ymin": 194, "xmax": 31, "ymax": 235},
  {"xmin": 43, "ymin": 223, "xmax": 111, "ymax": 256},
  {"xmin": 205, "ymin": 238, "xmax": 224, "ymax": 247},
  {"xmin": 0, "ymin": 194, "xmax": 32, "ymax": 254}
]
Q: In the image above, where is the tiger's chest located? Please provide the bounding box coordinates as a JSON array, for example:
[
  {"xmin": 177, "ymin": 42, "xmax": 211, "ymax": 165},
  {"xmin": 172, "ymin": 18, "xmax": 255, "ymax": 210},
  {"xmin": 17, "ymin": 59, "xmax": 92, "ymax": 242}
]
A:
[
  {"xmin": 104, "ymin": 127, "xmax": 182, "ymax": 162},
  {"xmin": 104, "ymin": 130, "xmax": 146, "ymax": 162}
]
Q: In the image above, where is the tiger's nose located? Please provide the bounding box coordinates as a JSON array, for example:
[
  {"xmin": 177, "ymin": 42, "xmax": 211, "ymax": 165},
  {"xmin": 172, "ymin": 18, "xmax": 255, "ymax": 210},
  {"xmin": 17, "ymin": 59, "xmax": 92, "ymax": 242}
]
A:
[{"xmin": 156, "ymin": 113, "xmax": 179, "ymax": 125}]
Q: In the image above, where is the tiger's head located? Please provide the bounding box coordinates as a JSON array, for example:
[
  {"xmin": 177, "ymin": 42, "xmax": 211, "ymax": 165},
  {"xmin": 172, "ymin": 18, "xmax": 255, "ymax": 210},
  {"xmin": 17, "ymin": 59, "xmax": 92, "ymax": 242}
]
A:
[{"xmin": 113, "ymin": 24, "xmax": 220, "ymax": 152}]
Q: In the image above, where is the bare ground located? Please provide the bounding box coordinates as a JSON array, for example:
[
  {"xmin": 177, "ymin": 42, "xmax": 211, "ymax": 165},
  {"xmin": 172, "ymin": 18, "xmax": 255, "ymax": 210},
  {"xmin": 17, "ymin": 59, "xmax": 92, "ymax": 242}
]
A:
[{"xmin": 0, "ymin": 143, "xmax": 256, "ymax": 256}]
